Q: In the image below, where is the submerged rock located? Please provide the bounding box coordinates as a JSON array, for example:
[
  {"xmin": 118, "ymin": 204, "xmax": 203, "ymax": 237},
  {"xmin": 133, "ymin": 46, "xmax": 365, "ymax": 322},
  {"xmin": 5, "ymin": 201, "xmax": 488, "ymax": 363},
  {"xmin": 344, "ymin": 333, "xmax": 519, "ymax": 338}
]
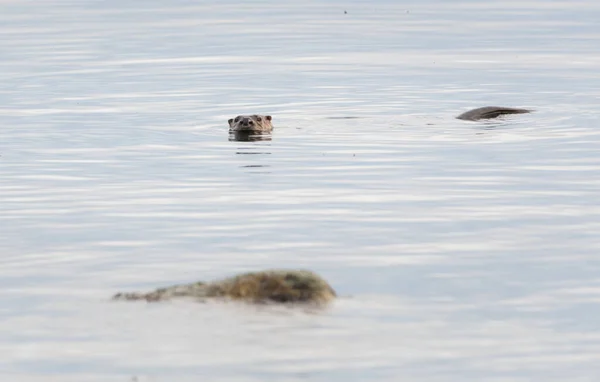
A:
[{"xmin": 113, "ymin": 269, "xmax": 336, "ymax": 305}]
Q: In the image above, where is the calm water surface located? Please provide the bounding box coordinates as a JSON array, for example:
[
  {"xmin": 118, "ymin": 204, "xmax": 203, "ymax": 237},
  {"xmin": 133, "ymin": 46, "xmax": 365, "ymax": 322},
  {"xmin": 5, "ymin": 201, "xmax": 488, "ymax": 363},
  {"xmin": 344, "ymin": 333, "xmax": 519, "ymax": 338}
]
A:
[{"xmin": 2, "ymin": 0, "xmax": 600, "ymax": 381}]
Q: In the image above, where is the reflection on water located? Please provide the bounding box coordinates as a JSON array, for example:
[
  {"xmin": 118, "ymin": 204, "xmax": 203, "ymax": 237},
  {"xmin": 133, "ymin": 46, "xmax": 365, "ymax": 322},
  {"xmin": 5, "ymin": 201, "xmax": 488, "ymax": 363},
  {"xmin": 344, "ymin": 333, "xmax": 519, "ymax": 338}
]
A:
[
  {"xmin": 2, "ymin": 0, "xmax": 600, "ymax": 381},
  {"xmin": 235, "ymin": 142, "xmax": 272, "ymax": 173},
  {"xmin": 229, "ymin": 131, "xmax": 273, "ymax": 142}
]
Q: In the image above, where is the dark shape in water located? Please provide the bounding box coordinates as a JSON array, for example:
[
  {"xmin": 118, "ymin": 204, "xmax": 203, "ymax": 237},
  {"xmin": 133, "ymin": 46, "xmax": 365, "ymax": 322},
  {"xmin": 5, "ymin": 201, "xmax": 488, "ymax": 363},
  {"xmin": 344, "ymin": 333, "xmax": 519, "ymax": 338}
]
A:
[
  {"xmin": 457, "ymin": 106, "xmax": 531, "ymax": 121},
  {"xmin": 113, "ymin": 269, "xmax": 337, "ymax": 305}
]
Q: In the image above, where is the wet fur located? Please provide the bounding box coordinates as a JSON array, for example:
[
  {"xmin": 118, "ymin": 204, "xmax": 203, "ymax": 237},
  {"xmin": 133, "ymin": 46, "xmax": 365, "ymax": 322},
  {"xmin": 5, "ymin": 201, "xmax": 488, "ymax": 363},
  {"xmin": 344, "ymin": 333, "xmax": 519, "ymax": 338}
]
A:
[
  {"xmin": 113, "ymin": 269, "xmax": 336, "ymax": 305},
  {"xmin": 228, "ymin": 114, "xmax": 273, "ymax": 133},
  {"xmin": 456, "ymin": 106, "xmax": 531, "ymax": 121}
]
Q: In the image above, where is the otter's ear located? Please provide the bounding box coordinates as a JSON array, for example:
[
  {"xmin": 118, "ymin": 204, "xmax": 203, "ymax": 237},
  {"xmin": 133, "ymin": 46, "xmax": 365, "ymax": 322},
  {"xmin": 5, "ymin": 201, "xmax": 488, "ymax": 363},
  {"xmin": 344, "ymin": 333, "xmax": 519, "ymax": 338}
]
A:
[
  {"xmin": 265, "ymin": 115, "xmax": 272, "ymax": 121},
  {"xmin": 228, "ymin": 118, "xmax": 233, "ymax": 125}
]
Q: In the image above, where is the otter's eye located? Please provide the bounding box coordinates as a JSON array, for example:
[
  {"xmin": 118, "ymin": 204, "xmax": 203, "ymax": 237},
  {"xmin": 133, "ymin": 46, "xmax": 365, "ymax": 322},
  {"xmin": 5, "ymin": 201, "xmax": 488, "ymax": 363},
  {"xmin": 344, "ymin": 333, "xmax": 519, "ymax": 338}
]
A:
[
  {"xmin": 256, "ymin": 117, "xmax": 262, "ymax": 122},
  {"xmin": 234, "ymin": 117, "xmax": 240, "ymax": 122}
]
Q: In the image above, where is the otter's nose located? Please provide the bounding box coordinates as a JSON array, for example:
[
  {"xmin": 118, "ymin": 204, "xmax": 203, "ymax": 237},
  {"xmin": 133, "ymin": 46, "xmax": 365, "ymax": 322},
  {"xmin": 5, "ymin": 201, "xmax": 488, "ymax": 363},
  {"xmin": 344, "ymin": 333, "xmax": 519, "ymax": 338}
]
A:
[{"xmin": 241, "ymin": 118, "xmax": 253, "ymax": 126}]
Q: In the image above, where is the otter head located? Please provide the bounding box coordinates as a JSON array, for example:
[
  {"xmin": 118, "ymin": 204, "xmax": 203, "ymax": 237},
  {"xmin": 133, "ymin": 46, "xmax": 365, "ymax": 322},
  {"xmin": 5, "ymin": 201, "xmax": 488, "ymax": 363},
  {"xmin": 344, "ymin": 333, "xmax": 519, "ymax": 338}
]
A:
[{"xmin": 228, "ymin": 115, "xmax": 273, "ymax": 132}]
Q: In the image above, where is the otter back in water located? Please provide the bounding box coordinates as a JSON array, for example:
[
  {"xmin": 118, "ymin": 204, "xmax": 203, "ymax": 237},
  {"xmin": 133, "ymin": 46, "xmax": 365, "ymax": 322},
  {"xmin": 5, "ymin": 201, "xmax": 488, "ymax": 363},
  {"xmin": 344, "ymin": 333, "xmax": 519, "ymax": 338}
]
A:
[
  {"xmin": 113, "ymin": 269, "xmax": 336, "ymax": 305},
  {"xmin": 228, "ymin": 114, "xmax": 273, "ymax": 132},
  {"xmin": 457, "ymin": 106, "xmax": 531, "ymax": 121}
]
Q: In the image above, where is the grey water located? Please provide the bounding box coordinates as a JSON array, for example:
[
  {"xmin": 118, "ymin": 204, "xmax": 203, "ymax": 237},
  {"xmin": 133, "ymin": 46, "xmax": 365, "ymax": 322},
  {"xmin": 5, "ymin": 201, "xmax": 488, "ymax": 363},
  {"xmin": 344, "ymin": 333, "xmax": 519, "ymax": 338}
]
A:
[{"xmin": 2, "ymin": 0, "xmax": 600, "ymax": 381}]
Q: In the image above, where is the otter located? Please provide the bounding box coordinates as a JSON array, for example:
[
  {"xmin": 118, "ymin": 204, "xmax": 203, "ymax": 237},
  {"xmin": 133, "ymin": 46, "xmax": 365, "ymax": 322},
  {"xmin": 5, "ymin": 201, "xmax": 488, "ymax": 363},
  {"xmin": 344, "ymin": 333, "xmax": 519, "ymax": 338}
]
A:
[
  {"xmin": 228, "ymin": 114, "xmax": 273, "ymax": 133},
  {"xmin": 112, "ymin": 269, "xmax": 336, "ymax": 305},
  {"xmin": 223, "ymin": 107, "xmax": 529, "ymax": 135},
  {"xmin": 457, "ymin": 106, "xmax": 531, "ymax": 121}
]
